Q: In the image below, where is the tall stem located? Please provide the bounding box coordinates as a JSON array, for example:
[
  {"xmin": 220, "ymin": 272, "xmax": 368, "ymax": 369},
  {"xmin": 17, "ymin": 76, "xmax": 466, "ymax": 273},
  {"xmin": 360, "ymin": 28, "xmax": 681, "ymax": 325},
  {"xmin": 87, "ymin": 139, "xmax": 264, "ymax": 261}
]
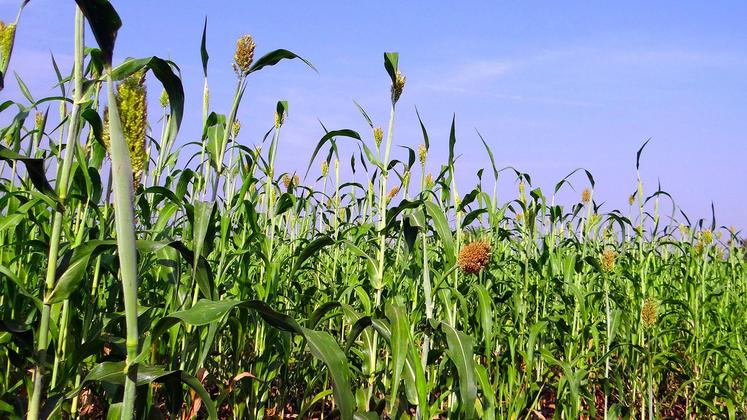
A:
[
  {"xmin": 106, "ymin": 71, "xmax": 141, "ymax": 420},
  {"xmin": 26, "ymin": 9, "xmax": 84, "ymax": 420}
]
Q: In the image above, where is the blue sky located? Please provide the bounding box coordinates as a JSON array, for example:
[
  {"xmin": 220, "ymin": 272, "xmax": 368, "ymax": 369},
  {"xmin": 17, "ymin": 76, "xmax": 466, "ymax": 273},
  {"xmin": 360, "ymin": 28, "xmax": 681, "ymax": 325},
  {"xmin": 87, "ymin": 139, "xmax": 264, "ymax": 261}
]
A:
[{"xmin": 3, "ymin": 1, "xmax": 746, "ymax": 229}]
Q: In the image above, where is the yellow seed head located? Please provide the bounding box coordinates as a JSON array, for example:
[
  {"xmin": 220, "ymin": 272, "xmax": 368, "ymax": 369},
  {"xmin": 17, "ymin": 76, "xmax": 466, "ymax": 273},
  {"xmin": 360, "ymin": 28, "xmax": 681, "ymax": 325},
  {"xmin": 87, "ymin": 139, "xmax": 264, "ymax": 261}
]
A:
[
  {"xmin": 232, "ymin": 119, "xmax": 241, "ymax": 138},
  {"xmin": 402, "ymin": 170, "xmax": 410, "ymax": 187},
  {"xmin": 679, "ymin": 224, "xmax": 689, "ymax": 238},
  {"xmin": 34, "ymin": 112, "xmax": 44, "ymax": 130},
  {"xmin": 391, "ymin": 70, "xmax": 406, "ymax": 103},
  {"xmin": 701, "ymin": 229, "xmax": 713, "ymax": 244},
  {"xmin": 116, "ymin": 71, "xmax": 148, "ymax": 188},
  {"xmin": 293, "ymin": 174, "xmax": 300, "ymax": 187},
  {"xmin": 581, "ymin": 187, "xmax": 591, "ymax": 204},
  {"xmin": 0, "ymin": 21, "xmax": 16, "ymax": 70},
  {"xmin": 601, "ymin": 249, "xmax": 616, "ymax": 273},
  {"xmin": 518, "ymin": 181, "xmax": 526, "ymax": 203},
  {"xmin": 320, "ymin": 160, "xmax": 329, "ymax": 177},
  {"xmin": 516, "ymin": 212, "xmax": 524, "ymax": 223},
  {"xmin": 628, "ymin": 193, "xmax": 635, "ymax": 206},
  {"xmin": 641, "ymin": 297, "xmax": 657, "ymax": 328},
  {"xmin": 233, "ymin": 34, "xmax": 256, "ymax": 75},
  {"xmin": 417, "ymin": 144, "xmax": 427, "ymax": 166},
  {"xmin": 102, "ymin": 107, "xmax": 111, "ymax": 150},
  {"xmin": 694, "ymin": 240, "xmax": 705, "ymax": 255},
  {"xmin": 274, "ymin": 111, "xmax": 284, "ymax": 128},
  {"xmin": 458, "ymin": 241, "xmax": 492, "ymax": 275},
  {"xmin": 373, "ymin": 127, "xmax": 383, "ymax": 148},
  {"xmin": 425, "ymin": 173, "xmax": 434, "ymax": 189}
]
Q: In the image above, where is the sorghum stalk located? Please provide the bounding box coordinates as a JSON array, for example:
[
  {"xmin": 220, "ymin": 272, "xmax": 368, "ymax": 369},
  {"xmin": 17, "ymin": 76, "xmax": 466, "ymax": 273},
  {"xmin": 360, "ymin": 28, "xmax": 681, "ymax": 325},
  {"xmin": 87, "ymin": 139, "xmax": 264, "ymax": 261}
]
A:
[
  {"xmin": 26, "ymin": 9, "xmax": 84, "ymax": 420},
  {"xmin": 105, "ymin": 67, "xmax": 142, "ymax": 420}
]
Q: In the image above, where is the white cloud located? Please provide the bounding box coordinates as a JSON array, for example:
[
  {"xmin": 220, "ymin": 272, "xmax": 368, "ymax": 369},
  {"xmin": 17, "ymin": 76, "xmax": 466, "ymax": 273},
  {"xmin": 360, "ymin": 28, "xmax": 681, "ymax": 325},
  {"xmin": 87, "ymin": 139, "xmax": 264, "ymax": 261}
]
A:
[{"xmin": 450, "ymin": 59, "xmax": 515, "ymax": 85}]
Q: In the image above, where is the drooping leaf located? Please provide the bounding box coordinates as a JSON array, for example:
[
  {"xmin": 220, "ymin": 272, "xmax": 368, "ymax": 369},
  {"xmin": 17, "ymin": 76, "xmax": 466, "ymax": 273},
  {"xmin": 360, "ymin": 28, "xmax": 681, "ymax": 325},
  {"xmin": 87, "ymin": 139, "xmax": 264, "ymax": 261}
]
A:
[
  {"xmin": 248, "ymin": 49, "xmax": 316, "ymax": 74},
  {"xmin": 75, "ymin": 0, "xmax": 122, "ymax": 67}
]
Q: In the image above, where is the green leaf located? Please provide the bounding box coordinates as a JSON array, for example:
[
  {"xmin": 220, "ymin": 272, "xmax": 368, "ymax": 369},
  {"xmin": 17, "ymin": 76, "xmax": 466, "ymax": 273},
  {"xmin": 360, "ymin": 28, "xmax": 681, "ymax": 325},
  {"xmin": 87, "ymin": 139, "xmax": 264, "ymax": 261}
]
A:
[
  {"xmin": 385, "ymin": 303, "xmax": 409, "ymax": 412},
  {"xmin": 305, "ymin": 129, "xmax": 361, "ymax": 178},
  {"xmin": 111, "ymin": 57, "xmax": 185, "ymax": 143},
  {"xmin": 248, "ymin": 49, "xmax": 316, "ymax": 74},
  {"xmin": 415, "ymin": 106, "xmax": 430, "ymax": 150},
  {"xmin": 476, "ymin": 129, "xmax": 498, "ymax": 180},
  {"xmin": 0, "ymin": 145, "xmax": 61, "ymax": 210},
  {"xmin": 200, "ymin": 17, "xmax": 209, "ymax": 77},
  {"xmin": 290, "ymin": 235, "xmax": 335, "ymax": 279},
  {"xmin": 636, "ymin": 138, "xmax": 651, "ymax": 171},
  {"xmin": 423, "ymin": 201, "xmax": 454, "ymax": 263},
  {"xmin": 301, "ymin": 327, "xmax": 354, "ymax": 420},
  {"xmin": 384, "ymin": 52, "xmax": 399, "ymax": 85},
  {"xmin": 441, "ymin": 322, "xmax": 477, "ymax": 419},
  {"xmin": 69, "ymin": 361, "xmax": 217, "ymax": 420},
  {"xmin": 275, "ymin": 192, "xmax": 295, "ymax": 216},
  {"xmin": 75, "ymin": 0, "xmax": 122, "ymax": 67},
  {"xmin": 474, "ymin": 364, "xmax": 496, "ymax": 420},
  {"xmin": 448, "ymin": 114, "xmax": 457, "ymax": 168}
]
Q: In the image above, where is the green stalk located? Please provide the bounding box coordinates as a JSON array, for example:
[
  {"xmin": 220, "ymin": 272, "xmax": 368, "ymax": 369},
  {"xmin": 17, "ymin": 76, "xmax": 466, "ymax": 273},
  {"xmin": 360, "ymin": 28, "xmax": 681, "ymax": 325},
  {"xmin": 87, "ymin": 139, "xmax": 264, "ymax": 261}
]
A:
[
  {"xmin": 209, "ymin": 76, "xmax": 244, "ymax": 201},
  {"xmin": 375, "ymin": 102, "xmax": 396, "ymax": 294},
  {"xmin": 26, "ymin": 9, "xmax": 84, "ymax": 420},
  {"xmin": 106, "ymin": 70, "xmax": 141, "ymax": 420}
]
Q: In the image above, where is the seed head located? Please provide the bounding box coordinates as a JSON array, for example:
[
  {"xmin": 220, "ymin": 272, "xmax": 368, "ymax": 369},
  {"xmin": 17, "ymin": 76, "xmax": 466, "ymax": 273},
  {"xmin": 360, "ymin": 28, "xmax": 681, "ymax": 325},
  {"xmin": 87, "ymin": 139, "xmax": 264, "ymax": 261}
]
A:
[
  {"xmin": 113, "ymin": 71, "xmax": 148, "ymax": 188},
  {"xmin": 293, "ymin": 175, "xmax": 300, "ymax": 187},
  {"xmin": 458, "ymin": 241, "xmax": 492, "ymax": 275},
  {"xmin": 402, "ymin": 170, "xmax": 410, "ymax": 187},
  {"xmin": 628, "ymin": 193, "xmax": 635, "ymax": 206},
  {"xmin": 373, "ymin": 127, "xmax": 383, "ymax": 148},
  {"xmin": 425, "ymin": 173, "xmax": 434, "ymax": 189},
  {"xmin": 417, "ymin": 144, "xmax": 427, "ymax": 166},
  {"xmin": 701, "ymin": 229, "xmax": 713, "ymax": 244},
  {"xmin": 391, "ymin": 70, "xmax": 406, "ymax": 103},
  {"xmin": 516, "ymin": 212, "xmax": 524, "ymax": 223},
  {"xmin": 320, "ymin": 160, "xmax": 329, "ymax": 177},
  {"xmin": 386, "ymin": 185, "xmax": 400, "ymax": 202},
  {"xmin": 102, "ymin": 107, "xmax": 111, "ymax": 150},
  {"xmin": 679, "ymin": 224, "xmax": 689, "ymax": 238},
  {"xmin": 34, "ymin": 112, "xmax": 44, "ymax": 130},
  {"xmin": 601, "ymin": 248, "xmax": 616, "ymax": 273},
  {"xmin": 641, "ymin": 297, "xmax": 657, "ymax": 328},
  {"xmin": 159, "ymin": 89, "xmax": 169, "ymax": 108},
  {"xmin": 282, "ymin": 174, "xmax": 292, "ymax": 189},
  {"xmin": 232, "ymin": 119, "xmax": 241, "ymax": 139},
  {"xmin": 0, "ymin": 21, "xmax": 16, "ymax": 71},
  {"xmin": 518, "ymin": 181, "xmax": 526, "ymax": 203},
  {"xmin": 274, "ymin": 111, "xmax": 284, "ymax": 128},
  {"xmin": 694, "ymin": 240, "xmax": 705, "ymax": 255},
  {"xmin": 233, "ymin": 34, "xmax": 256, "ymax": 75},
  {"xmin": 581, "ymin": 187, "xmax": 591, "ymax": 204}
]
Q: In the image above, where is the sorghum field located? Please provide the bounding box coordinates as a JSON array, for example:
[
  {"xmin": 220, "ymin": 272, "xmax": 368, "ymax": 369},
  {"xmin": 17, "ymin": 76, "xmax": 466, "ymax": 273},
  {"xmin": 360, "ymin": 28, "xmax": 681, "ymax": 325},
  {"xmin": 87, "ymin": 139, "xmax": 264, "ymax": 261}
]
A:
[{"xmin": 0, "ymin": 2, "xmax": 745, "ymax": 419}]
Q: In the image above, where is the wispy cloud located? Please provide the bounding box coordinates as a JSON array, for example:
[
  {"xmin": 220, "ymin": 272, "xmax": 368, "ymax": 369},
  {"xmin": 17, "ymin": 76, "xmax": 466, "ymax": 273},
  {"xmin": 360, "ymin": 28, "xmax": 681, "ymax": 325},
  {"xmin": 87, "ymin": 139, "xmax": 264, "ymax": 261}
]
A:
[{"xmin": 450, "ymin": 59, "xmax": 516, "ymax": 85}]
